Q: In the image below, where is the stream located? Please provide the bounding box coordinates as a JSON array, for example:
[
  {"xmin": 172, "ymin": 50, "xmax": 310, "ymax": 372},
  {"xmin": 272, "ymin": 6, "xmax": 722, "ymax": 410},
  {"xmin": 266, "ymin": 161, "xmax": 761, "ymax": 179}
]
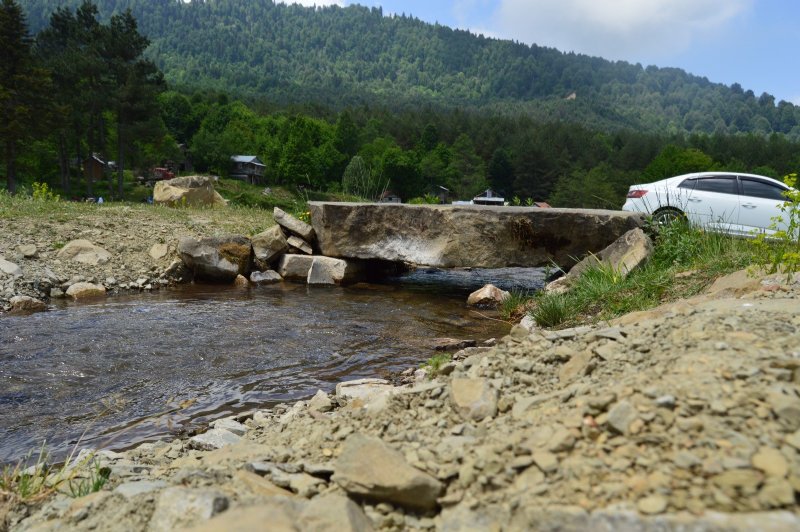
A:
[{"xmin": 0, "ymin": 269, "xmax": 545, "ymax": 464}]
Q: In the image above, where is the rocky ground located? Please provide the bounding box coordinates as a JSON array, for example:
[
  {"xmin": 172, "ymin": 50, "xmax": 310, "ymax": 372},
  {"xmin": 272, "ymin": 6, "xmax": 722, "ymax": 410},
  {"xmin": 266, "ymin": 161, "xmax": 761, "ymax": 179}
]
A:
[
  {"xmin": 0, "ymin": 201, "xmax": 272, "ymax": 310},
  {"xmin": 3, "ymin": 258, "xmax": 799, "ymax": 530}
]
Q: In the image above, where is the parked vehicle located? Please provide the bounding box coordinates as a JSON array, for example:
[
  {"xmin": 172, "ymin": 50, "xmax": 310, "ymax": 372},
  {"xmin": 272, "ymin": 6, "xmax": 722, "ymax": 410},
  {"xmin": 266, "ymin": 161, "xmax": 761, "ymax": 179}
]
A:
[
  {"xmin": 622, "ymin": 172, "xmax": 792, "ymax": 237},
  {"xmin": 151, "ymin": 167, "xmax": 175, "ymax": 181}
]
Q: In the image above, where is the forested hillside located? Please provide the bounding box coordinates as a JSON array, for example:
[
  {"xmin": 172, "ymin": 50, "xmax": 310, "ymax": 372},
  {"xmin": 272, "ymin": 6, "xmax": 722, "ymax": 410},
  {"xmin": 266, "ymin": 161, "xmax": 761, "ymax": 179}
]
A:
[{"xmin": 19, "ymin": 0, "xmax": 800, "ymax": 138}]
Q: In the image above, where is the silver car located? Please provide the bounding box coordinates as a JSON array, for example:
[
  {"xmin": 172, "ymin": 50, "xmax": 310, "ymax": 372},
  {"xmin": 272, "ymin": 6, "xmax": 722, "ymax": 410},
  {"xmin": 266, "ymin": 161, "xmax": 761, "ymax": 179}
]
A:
[{"xmin": 622, "ymin": 171, "xmax": 792, "ymax": 236}]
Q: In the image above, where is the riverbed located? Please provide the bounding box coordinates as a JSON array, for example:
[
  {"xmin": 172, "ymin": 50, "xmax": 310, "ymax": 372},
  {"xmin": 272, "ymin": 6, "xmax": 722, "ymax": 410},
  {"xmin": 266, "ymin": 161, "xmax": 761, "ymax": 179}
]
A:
[{"xmin": 0, "ymin": 274, "xmax": 539, "ymax": 464}]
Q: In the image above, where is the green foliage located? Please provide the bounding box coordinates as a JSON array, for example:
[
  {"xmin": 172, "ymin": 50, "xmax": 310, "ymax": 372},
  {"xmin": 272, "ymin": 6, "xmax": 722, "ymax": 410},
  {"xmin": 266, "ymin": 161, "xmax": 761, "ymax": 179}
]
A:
[
  {"xmin": 66, "ymin": 461, "xmax": 110, "ymax": 498},
  {"xmin": 530, "ymin": 223, "xmax": 753, "ymax": 329},
  {"xmin": 341, "ymin": 155, "xmax": 386, "ymax": 201},
  {"xmin": 499, "ymin": 290, "xmax": 534, "ymax": 321},
  {"xmin": 31, "ymin": 181, "xmax": 60, "ymax": 201},
  {"xmin": 749, "ymin": 173, "xmax": 800, "ymax": 279},
  {"xmin": 407, "ymin": 193, "xmax": 440, "ymax": 204}
]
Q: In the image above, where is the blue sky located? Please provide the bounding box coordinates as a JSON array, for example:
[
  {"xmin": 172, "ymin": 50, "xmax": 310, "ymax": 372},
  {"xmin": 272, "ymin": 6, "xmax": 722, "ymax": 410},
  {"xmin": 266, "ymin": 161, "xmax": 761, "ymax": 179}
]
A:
[{"xmin": 283, "ymin": 0, "xmax": 800, "ymax": 105}]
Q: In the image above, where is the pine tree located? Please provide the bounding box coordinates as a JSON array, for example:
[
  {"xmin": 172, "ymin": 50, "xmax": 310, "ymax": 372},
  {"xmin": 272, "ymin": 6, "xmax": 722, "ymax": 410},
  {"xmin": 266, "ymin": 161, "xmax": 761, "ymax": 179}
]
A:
[{"xmin": 0, "ymin": 0, "xmax": 51, "ymax": 193}]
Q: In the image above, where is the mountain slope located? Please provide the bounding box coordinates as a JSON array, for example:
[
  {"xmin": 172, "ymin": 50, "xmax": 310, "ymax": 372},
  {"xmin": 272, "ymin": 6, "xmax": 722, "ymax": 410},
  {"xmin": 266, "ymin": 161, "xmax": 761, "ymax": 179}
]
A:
[{"xmin": 19, "ymin": 0, "xmax": 800, "ymax": 137}]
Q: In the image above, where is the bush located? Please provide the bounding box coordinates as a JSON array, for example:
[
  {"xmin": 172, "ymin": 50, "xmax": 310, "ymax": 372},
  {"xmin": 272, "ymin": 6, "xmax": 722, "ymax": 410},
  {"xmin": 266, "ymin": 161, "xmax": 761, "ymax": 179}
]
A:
[{"xmin": 750, "ymin": 173, "xmax": 800, "ymax": 279}]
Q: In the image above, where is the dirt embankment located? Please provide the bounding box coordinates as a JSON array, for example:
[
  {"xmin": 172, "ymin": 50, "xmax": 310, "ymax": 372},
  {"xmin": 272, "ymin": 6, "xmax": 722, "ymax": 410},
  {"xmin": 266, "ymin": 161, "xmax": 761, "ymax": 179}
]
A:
[
  {"xmin": 3, "ymin": 260, "xmax": 800, "ymax": 530},
  {"xmin": 0, "ymin": 202, "xmax": 272, "ymax": 310}
]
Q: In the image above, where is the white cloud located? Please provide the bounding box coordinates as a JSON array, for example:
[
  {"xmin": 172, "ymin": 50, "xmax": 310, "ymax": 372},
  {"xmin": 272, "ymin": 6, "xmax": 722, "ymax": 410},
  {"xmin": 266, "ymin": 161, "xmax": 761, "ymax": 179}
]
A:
[{"xmin": 490, "ymin": 0, "xmax": 752, "ymax": 61}]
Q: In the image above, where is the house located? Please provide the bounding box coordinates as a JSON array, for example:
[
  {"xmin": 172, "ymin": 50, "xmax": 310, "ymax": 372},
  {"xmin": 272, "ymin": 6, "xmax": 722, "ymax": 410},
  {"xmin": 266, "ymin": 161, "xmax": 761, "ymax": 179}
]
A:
[
  {"xmin": 379, "ymin": 190, "xmax": 402, "ymax": 203},
  {"xmin": 430, "ymin": 185, "xmax": 451, "ymax": 204},
  {"xmin": 472, "ymin": 188, "xmax": 505, "ymax": 206},
  {"xmin": 83, "ymin": 153, "xmax": 110, "ymax": 182},
  {"xmin": 230, "ymin": 155, "xmax": 266, "ymax": 185}
]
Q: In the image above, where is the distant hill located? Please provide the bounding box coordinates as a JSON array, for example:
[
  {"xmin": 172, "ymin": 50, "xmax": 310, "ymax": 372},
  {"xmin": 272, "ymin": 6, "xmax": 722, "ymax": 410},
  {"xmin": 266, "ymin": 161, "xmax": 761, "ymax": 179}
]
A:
[{"xmin": 19, "ymin": 0, "xmax": 800, "ymax": 138}]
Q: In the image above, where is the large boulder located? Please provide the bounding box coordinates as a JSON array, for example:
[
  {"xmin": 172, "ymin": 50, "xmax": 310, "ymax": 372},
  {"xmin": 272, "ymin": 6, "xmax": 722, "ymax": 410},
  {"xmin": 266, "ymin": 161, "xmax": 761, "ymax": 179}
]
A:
[
  {"xmin": 178, "ymin": 235, "xmax": 252, "ymax": 282},
  {"xmin": 10, "ymin": 296, "xmax": 47, "ymax": 313},
  {"xmin": 154, "ymin": 175, "xmax": 227, "ymax": 208},
  {"xmin": 56, "ymin": 240, "xmax": 111, "ymax": 265},
  {"xmin": 308, "ymin": 202, "xmax": 644, "ymax": 268},
  {"xmin": 276, "ymin": 254, "xmax": 315, "ymax": 281},
  {"xmin": 307, "ymin": 256, "xmax": 362, "ymax": 285},
  {"xmin": 274, "ymin": 207, "xmax": 315, "ymax": 242},
  {"xmin": 251, "ymin": 225, "xmax": 288, "ymax": 269},
  {"xmin": 545, "ymin": 228, "xmax": 653, "ymax": 293}
]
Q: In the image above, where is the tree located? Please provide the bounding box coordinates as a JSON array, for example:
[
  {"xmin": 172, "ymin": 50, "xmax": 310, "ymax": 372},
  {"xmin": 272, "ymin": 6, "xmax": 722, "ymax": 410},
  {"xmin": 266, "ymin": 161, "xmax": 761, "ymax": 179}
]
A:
[
  {"xmin": 643, "ymin": 145, "xmax": 715, "ymax": 181},
  {"xmin": 487, "ymin": 147, "xmax": 514, "ymax": 196},
  {"xmin": 0, "ymin": 0, "xmax": 51, "ymax": 193}
]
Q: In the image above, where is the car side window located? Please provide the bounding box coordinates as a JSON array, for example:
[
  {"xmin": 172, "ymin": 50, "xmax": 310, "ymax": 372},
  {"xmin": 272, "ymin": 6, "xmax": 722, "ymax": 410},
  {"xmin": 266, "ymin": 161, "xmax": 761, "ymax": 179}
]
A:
[
  {"xmin": 740, "ymin": 178, "xmax": 788, "ymax": 201},
  {"xmin": 687, "ymin": 177, "xmax": 738, "ymax": 195}
]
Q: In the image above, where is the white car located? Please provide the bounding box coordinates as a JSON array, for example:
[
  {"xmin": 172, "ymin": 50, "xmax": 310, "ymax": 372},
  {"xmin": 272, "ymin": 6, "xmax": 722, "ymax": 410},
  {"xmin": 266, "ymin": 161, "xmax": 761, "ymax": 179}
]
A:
[{"xmin": 622, "ymin": 171, "xmax": 792, "ymax": 236}]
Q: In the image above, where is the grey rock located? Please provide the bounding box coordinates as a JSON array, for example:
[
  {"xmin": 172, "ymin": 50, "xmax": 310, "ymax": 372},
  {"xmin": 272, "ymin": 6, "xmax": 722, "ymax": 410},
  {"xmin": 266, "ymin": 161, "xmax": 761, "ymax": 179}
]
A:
[
  {"xmin": 299, "ymin": 494, "xmax": 375, "ymax": 532},
  {"xmin": 18, "ymin": 244, "xmax": 37, "ymax": 258},
  {"xmin": 250, "ymin": 269, "xmax": 282, "ymax": 284},
  {"xmin": 65, "ymin": 282, "xmax": 106, "ymax": 299},
  {"xmin": 277, "ymin": 254, "xmax": 315, "ymax": 281},
  {"xmin": 607, "ymin": 400, "xmax": 638, "ymax": 435},
  {"xmin": 307, "ymin": 256, "xmax": 362, "ymax": 285},
  {"xmin": 287, "ymin": 235, "xmax": 313, "ymax": 255},
  {"xmin": 466, "ymin": 284, "xmax": 510, "ymax": 307},
  {"xmin": 10, "ymin": 295, "xmax": 46, "ymax": 313},
  {"xmin": 148, "ymin": 243, "xmax": 169, "ymax": 261},
  {"xmin": 153, "ymin": 175, "xmax": 227, "ymax": 207},
  {"xmin": 0, "ymin": 258, "xmax": 23, "ymax": 279},
  {"xmin": 210, "ymin": 417, "xmax": 248, "ymax": 436},
  {"xmin": 308, "ymin": 390, "xmax": 333, "ymax": 412},
  {"xmin": 189, "ymin": 497, "xmax": 302, "ymax": 532},
  {"xmin": 187, "ymin": 428, "xmax": 241, "ymax": 451},
  {"xmin": 114, "ymin": 480, "xmax": 167, "ymax": 499},
  {"xmin": 450, "ymin": 378, "xmax": 498, "ymax": 421},
  {"xmin": 148, "ymin": 487, "xmax": 228, "ymax": 531},
  {"xmin": 178, "ymin": 235, "xmax": 252, "ymax": 282},
  {"xmin": 332, "ymin": 434, "xmax": 443, "ymax": 510},
  {"xmin": 251, "ymin": 225, "xmax": 289, "ymax": 268},
  {"xmin": 274, "ymin": 207, "xmax": 315, "ymax": 242},
  {"xmin": 308, "ymin": 202, "xmax": 643, "ymax": 268}
]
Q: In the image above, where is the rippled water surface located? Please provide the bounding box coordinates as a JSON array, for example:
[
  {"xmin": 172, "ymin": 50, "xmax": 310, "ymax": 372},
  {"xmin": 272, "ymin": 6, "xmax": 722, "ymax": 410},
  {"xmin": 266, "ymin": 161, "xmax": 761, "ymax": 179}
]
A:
[{"xmin": 0, "ymin": 273, "xmax": 540, "ymax": 464}]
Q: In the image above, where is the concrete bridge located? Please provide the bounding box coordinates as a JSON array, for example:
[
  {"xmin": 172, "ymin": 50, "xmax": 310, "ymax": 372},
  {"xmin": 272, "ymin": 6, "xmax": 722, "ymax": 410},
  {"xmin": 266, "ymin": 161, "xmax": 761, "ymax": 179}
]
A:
[{"xmin": 308, "ymin": 202, "xmax": 644, "ymax": 269}]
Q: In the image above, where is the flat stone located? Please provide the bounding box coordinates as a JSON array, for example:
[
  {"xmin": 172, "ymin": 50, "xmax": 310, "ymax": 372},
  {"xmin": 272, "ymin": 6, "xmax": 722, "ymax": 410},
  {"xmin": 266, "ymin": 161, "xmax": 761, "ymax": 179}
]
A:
[
  {"xmin": 210, "ymin": 417, "xmax": 248, "ymax": 436},
  {"xmin": 188, "ymin": 497, "xmax": 301, "ymax": 532},
  {"xmin": 308, "ymin": 202, "xmax": 643, "ymax": 268},
  {"xmin": 188, "ymin": 428, "xmax": 241, "ymax": 451},
  {"xmin": 250, "ymin": 270, "xmax": 282, "ymax": 284},
  {"xmin": 336, "ymin": 378, "xmax": 394, "ymax": 402},
  {"xmin": 287, "ymin": 235, "xmax": 313, "ymax": 255},
  {"xmin": 65, "ymin": 282, "xmax": 106, "ymax": 299},
  {"xmin": 752, "ymin": 447, "xmax": 789, "ymax": 478},
  {"xmin": 178, "ymin": 235, "xmax": 251, "ymax": 283},
  {"xmin": 274, "ymin": 207, "xmax": 315, "ymax": 242},
  {"xmin": 56, "ymin": 239, "xmax": 112, "ymax": 265},
  {"xmin": 332, "ymin": 433, "xmax": 443, "ymax": 511},
  {"xmin": 114, "ymin": 480, "xmax": 167, "ymax": 499},
  {"xmin": 757, "ymin": 478, "xmax": 796, "ymax": 508},
  {"xmin": 233, "ymin": 470, "xmax": 294, "ymax": 498},
  {"xmin": 298, "ymin": 494, "xmax": 375, "ymax": 531},
  {"xmin": 307, "ymin": 256, "xmax": 358, "ymax": 285},
  {"xmin": 432, "ymin": 338, "xmax": 477, "ymax": 351},
  {"xmin": 0, "ymin": 258, "xmax": 23, "ymax": 278},
  {"xmin": 450, "ymin": 378, "xmax": 498, "ymax": 421},
  {"xmin": 149, "ymin": 487, "xmax": 229, "ymax": 532},
  {"xmin": 559, "ymin": 350, "xmax": 594, "ymax": 383}
]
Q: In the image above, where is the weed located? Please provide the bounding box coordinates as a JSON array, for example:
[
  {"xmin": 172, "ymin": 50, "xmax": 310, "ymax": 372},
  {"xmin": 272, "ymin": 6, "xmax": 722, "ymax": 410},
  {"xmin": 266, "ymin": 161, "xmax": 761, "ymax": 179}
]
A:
[
  {"xmin": 499, "ymin": 290, "xmax": 534, "ymax": 321},
  {"xmin": 66, "ymin": 461, "xmax": 111, "ymax": 498},
  {"xmin": 421, "ymin": 353, "xmax": 452, "ymax": 376},
  {"xmin": 750, "ymin": 173, "xmax": 800, "ymax": 280}
]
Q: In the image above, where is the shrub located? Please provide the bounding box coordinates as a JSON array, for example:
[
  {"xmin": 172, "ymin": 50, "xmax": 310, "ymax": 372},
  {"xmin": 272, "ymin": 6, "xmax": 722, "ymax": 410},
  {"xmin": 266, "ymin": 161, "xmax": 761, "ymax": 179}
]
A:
[{"xmin": 750, "ymin": 173, "xmax": 800, "ymax": 279}]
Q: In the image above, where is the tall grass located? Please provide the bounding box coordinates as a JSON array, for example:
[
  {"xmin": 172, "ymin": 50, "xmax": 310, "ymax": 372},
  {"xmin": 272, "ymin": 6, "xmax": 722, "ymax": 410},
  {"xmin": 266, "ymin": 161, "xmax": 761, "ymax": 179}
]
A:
[{"xmin": 530, "ymin": 221, "xmax": 753, "ymax": 329}]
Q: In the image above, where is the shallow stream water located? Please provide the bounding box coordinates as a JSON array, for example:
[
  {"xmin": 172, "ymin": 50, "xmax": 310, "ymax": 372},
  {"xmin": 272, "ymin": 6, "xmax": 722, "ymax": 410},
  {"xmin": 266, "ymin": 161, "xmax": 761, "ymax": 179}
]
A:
[{"xmin": 0, "ymin": 269, "xmax": 544, "ymax": 464}]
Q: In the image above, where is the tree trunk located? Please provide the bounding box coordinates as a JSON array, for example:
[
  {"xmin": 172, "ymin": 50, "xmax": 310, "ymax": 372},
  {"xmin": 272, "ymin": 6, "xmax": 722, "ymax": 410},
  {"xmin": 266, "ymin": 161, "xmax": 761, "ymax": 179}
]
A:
[
  {"xmin": 5, "ymin": 142, "xmax": 17, "ymax": 194},
  {"xmin": 117, "ymin": 118, "xmax": 124, "ymax": 199}
]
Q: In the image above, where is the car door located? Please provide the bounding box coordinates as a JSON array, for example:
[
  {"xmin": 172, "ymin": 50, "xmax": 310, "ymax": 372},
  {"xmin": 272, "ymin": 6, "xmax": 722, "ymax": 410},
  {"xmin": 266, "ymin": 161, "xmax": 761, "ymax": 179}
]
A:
[
  {"xmin": 738, "ymin": 177, "xmax": 789, "ymax": 235},
  {"xmin": 677, "ymin": 175, "xmax": 740, "ymax": 231}
]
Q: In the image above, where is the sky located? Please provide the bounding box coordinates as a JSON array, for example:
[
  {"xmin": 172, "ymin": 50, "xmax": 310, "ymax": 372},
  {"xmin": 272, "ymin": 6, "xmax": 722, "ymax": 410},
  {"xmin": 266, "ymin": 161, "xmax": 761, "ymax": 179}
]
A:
[{"xmin": 279, "ymin": 0, "xmax": 800, "ymax": 105}]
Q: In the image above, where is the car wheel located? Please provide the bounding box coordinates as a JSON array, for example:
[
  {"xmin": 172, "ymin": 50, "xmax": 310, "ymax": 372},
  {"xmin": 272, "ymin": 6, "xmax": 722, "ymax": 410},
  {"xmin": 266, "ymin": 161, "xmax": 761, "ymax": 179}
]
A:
[{"xmin": 652, "ymin": 208, "xmax": 685, "ymax": 226}]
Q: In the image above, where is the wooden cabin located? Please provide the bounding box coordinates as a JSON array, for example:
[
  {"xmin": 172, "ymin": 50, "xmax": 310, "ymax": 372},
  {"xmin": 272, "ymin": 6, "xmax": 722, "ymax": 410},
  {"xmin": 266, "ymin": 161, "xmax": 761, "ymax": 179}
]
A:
[{"xmin": 230, "ymin": 155, "xmax": 266, "ymax": 185}]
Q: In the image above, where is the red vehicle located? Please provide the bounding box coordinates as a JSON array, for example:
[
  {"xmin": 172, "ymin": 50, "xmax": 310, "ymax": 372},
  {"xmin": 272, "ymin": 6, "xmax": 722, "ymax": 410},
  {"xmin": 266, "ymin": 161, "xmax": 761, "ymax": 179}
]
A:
[{"xmin": 152, "ymin": 167, "xmax": 175, "ymax": 181}]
